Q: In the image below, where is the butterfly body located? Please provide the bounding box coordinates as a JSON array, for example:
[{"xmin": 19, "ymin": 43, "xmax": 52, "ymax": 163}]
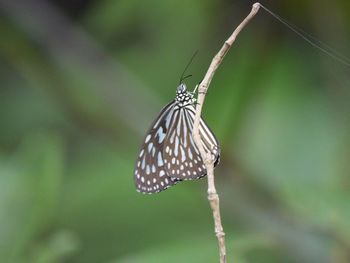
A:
[{"xmin": 134, "ymin": 83, "xmax": 220, "ymax": 194}]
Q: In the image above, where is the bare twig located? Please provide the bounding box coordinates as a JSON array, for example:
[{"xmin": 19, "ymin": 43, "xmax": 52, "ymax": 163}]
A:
[{"xmin": 192, "ymin": 3, "xmax": 261, "ymax": 262}]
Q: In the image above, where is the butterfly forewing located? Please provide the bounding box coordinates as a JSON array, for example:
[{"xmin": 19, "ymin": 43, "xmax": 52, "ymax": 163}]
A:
[
  {"xmin": 134, "ymin": 101, "xmax": 181, "ymax": 194},
  {"xmin": 162, "ymin": 104, "xmax": 220, "ymax": 180}
]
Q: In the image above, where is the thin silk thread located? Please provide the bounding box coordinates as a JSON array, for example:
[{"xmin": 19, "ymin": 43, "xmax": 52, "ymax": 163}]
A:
[{"xmin": 259, "ymin": 3, "xmax": 350, "ymax": 67}]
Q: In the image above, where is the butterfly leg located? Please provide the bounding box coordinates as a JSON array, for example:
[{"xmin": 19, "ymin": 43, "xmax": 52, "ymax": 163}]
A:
[{"xmin": 192, "ymin": 84, "xmax": 199, "ymax": 94}]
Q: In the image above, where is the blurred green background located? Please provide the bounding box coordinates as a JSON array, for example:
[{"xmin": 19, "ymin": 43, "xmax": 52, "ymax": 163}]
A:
[{"xmin": 1, "ymin": 0, "xmax": 350, "ymax": 262}]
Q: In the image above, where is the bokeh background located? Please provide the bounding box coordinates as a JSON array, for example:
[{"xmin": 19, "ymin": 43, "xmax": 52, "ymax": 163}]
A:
[{"xmin": 1, "ymin": 0, "xmax": 350, "ymax": 262}]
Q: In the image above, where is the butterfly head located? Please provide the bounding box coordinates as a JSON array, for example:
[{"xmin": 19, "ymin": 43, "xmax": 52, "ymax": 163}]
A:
[{"xmin": 175, "ymin": 83, "xmax": 196, "ymax": 107}]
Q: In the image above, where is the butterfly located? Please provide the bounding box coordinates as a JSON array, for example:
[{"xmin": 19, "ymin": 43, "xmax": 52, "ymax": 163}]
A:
[{"xmin": 134, "ymin": 83, "xmax": 220, "ymax": 194}]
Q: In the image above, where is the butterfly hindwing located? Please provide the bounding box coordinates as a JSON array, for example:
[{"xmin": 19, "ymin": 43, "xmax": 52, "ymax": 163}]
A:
[
  {"xmin": 162, "ymin": 104, "xmax": 220, "ymax": 180},
  {"xmin": 186, "ymin": 106, "xmax": 220, "ymax": 167}
]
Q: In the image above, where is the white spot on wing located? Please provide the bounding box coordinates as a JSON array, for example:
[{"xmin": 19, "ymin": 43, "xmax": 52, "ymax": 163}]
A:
[
  {"xmin": 141, "ymin": 156, "xmax": 146, "ymax": 169},
  {"xmin": 188, "ymin": 148, "xmax": 193, "ymax": 159},
  {"xmin": 177, "ymin": 112, "xmax": 182, "ymax": 135},
  {"xmin": 170, "ymin": 130, "xmax": 176, "ymax": 143},
  {"xmin": 139, "ymin": 149, "xmax": 144, "ymax": 157},
  {"xmin": 157, "ymin": 152, "xmax": 164, "ymax": 166},
  {"xmin": 180, "ymin": 146, "xmax": 186, "ymax": 162},
  {"xmin": 174, "ymin": 137, "xmax": 179, "ymax": 156},
  {"xmin": 145, "ymin": 135, "xmax": 151, "ymax": 143},
  {"xmin": 158, "ymin": 131, "xmax": 166, "ymax": 144},
  {"xmin": 148, "ymin": 142, "xmax": 153, "ymax": 153}
]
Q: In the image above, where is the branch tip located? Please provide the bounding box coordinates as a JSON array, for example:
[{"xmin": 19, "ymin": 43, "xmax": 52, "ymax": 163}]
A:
[{"xmin": 253, "ymin": 2, "xmax": 261, "ymax": 10}]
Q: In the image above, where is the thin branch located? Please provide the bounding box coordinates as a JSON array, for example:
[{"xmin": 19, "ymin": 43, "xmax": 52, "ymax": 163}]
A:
[{"xmin": 192, "ymin": 3, "xmax": 261, "ymax": 263}]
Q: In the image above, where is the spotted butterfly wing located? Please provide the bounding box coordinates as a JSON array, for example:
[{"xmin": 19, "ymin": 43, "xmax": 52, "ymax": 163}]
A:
[
  {"xmin": 134, "ymin": 101, "xmax": 181, "ymax": 194},
  {"xmin": 163, "ymin": 104, "xmax": 220, "ymax": 180},
  {"xmin": 185, "ymin": 106, "xmax": 220, "ymax": 168},
  {"xmin": 134, "ymin": 83, "xmax": 220, "ymax": 194}
]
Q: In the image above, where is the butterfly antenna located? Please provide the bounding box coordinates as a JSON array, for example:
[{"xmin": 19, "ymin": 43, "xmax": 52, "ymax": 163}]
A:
[
  {"xmin": 181, "ymin": 74, "xmax": 193, "ymax": 82},
  {"xmin": 179, "ymin": 50, "xmax": 198, "ymax": 84}
]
